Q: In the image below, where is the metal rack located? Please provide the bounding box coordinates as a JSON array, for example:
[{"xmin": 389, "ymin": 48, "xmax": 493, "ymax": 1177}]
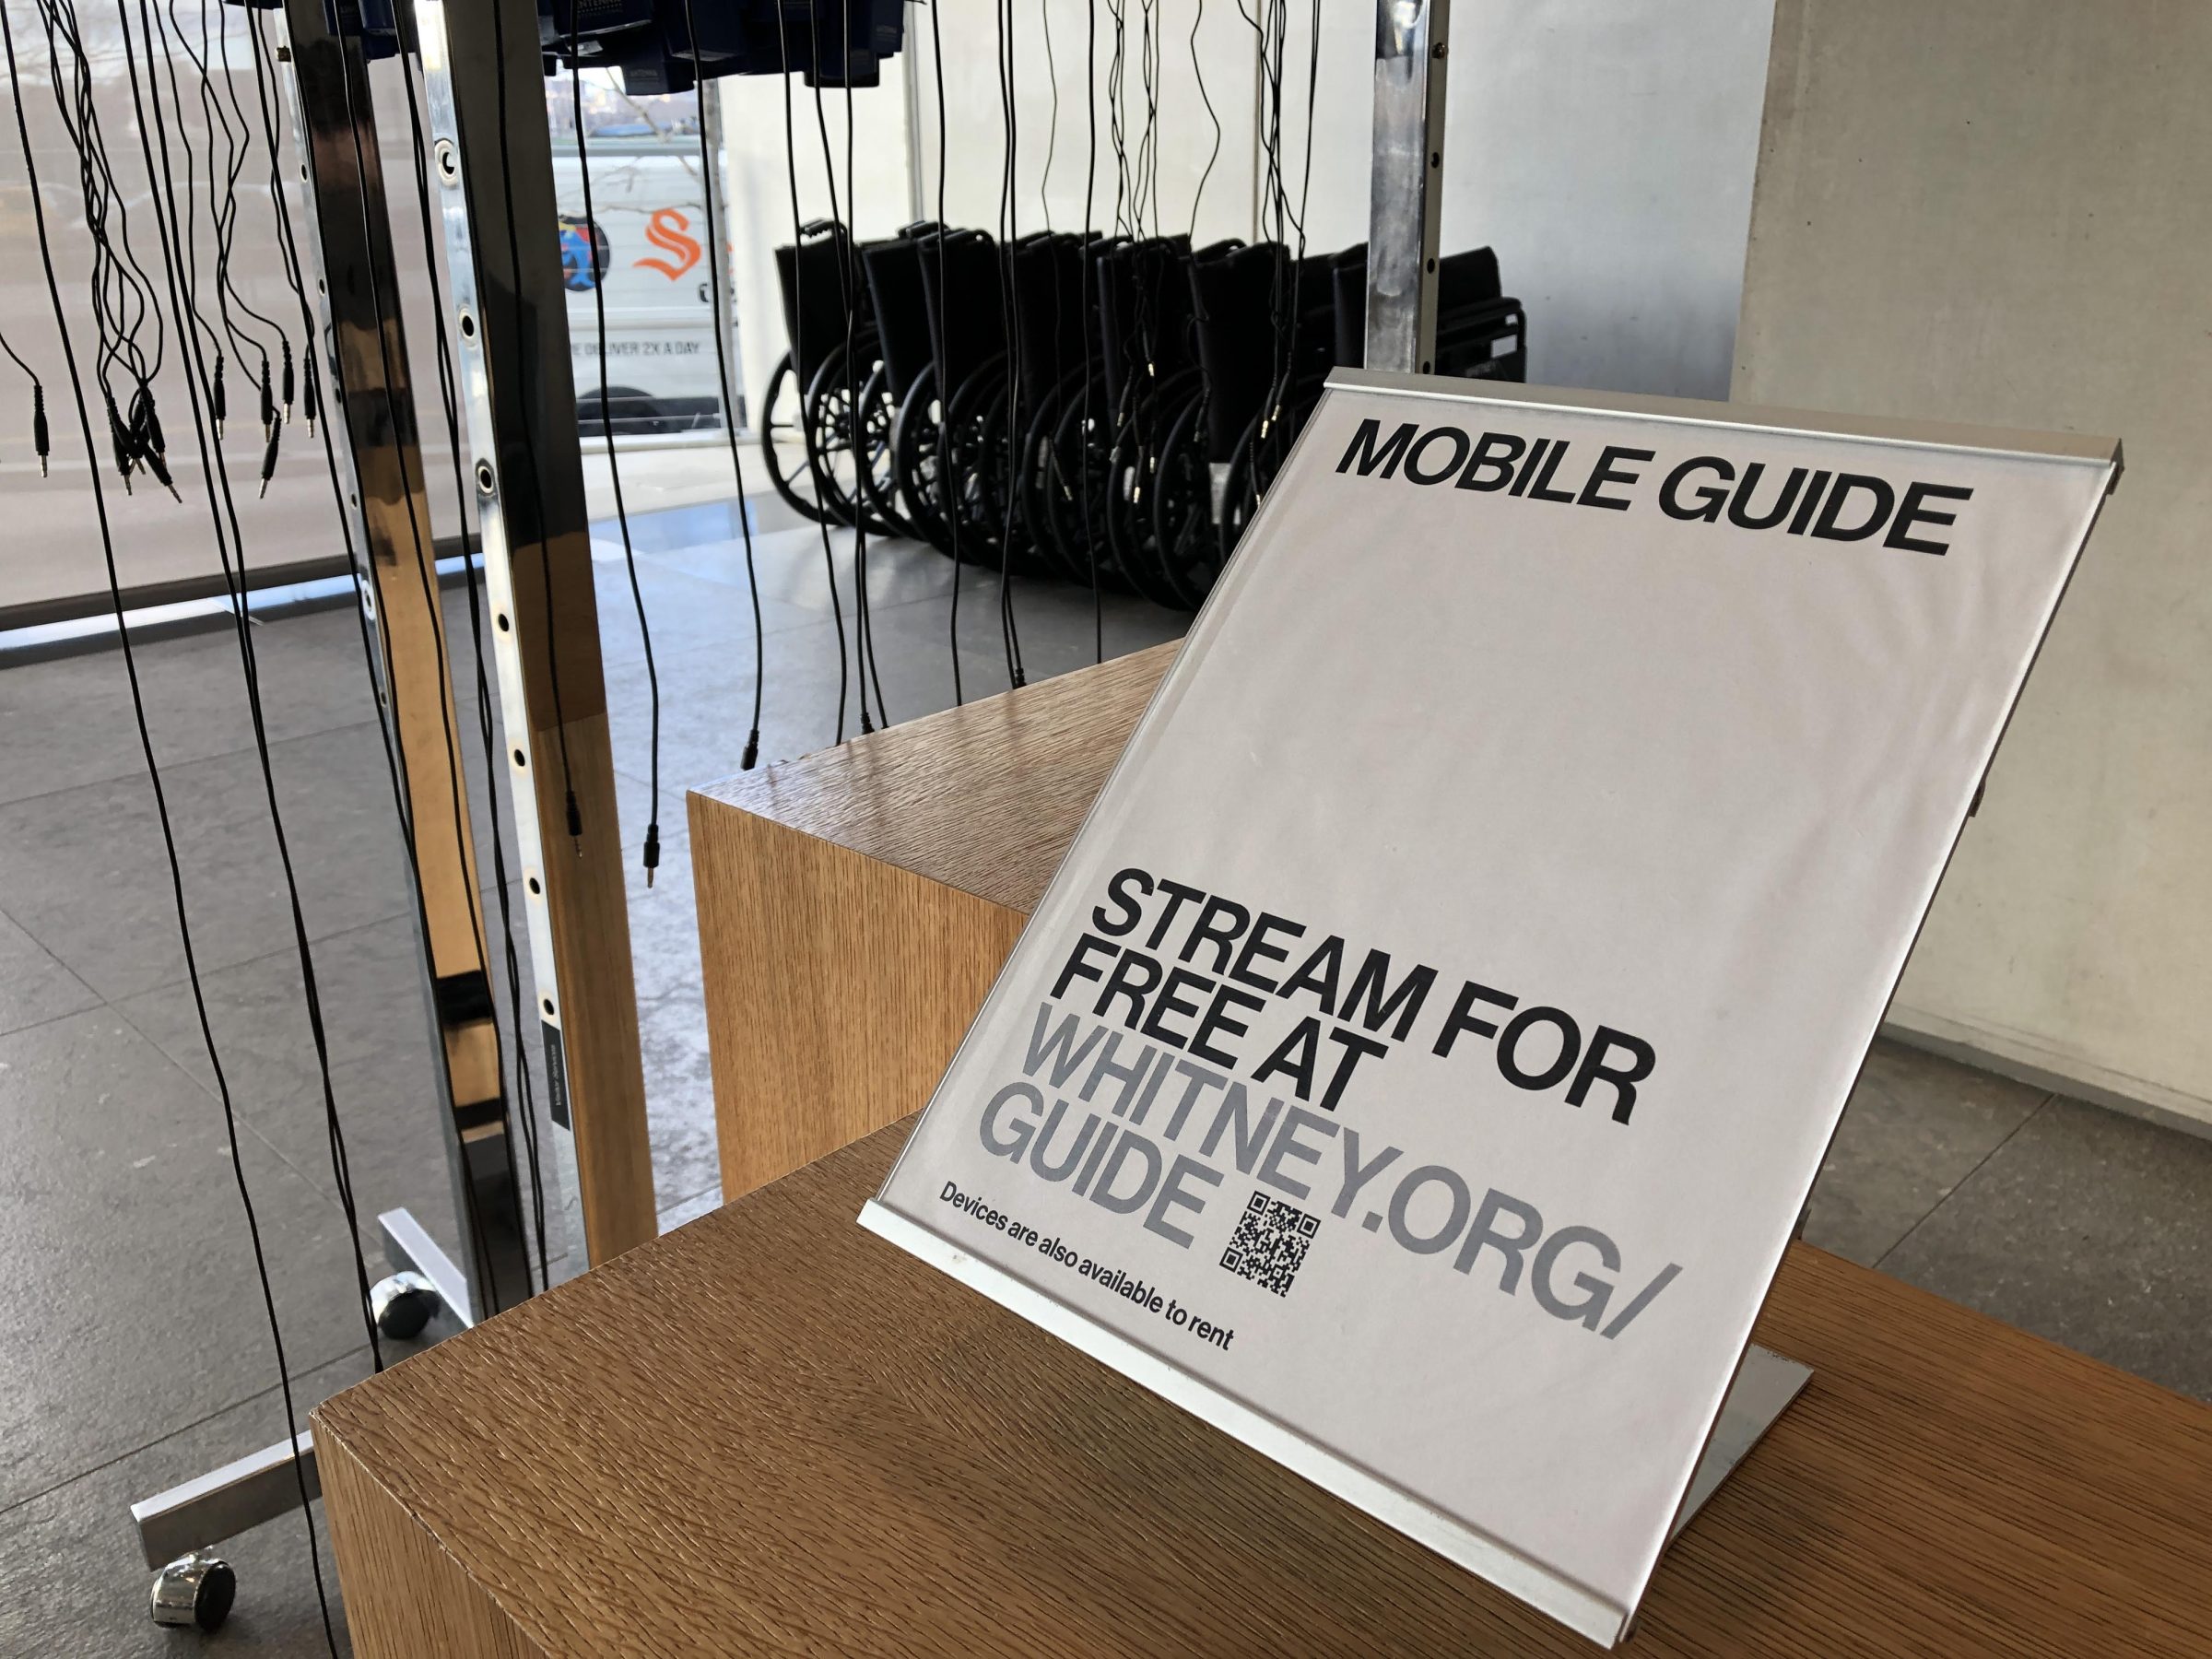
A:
[
  {"xmin": 130, "ymin": 0, "xmax": 653, "ymax": 1622},
  {"xmin": 128, "ymin": 0, "xmax": 1450, "ymax": 1626}
]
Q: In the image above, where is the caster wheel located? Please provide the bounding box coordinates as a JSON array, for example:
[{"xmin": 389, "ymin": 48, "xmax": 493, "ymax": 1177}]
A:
[
  {"xmin": 150, "ymin": 1549, "xmax": 235, "ymax": 1631},
  {"xmin": 370, "ymin": 1270, "xmax": 439, "ymax": 1340}
]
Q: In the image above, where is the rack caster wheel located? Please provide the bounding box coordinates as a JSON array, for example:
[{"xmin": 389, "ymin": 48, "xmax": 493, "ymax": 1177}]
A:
[
  {"xmin": 150, "ymin": 1549, "xmax": 235, "ymax": 1631},
  {"xmin": 370, "ymin": 1270, "xmax": 439, "ymax": 1339}
]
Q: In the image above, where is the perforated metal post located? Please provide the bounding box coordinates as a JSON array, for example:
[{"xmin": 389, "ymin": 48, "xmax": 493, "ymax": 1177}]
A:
[
  {"xmin": 413, "ymin": 0, "xmax": 658, "ymax": 1266},
  {"xmin": 276, "ymin": 0, "xmax": 543, "ymax": 1317}
]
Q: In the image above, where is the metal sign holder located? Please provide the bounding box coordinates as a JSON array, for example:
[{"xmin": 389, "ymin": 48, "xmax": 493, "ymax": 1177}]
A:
[
  {"xmin": 129, "ymin": 0, "xmax": 655, "ymax": 1623},
  {"xmin": 1359, "ymin": 13, "xmax": 1810, "ymax": 1630}
]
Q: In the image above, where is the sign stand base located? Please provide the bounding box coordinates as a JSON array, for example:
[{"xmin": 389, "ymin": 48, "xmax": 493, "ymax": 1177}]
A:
[{"xmin": 1668, "ymin": 1344, "xmax": 1812, "ymax": 1543}]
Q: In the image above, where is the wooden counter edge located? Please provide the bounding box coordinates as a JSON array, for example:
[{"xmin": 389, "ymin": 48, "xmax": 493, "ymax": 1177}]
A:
[
  {"xmin": 688, "ymin": 794, "xmax": 1025, "ymax": 1202},
  {"xmin": 316, "ymin": 1404, "xmax": 547, "ymax": 1658},
  {"xmin": 308, "ymin": 1119, "xmax": 2212, "ymax": 1659}
]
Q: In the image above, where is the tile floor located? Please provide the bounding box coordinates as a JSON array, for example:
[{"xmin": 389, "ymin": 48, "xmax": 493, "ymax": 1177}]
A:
[{"xmin": 2, "ymin": 498, "xmax": 2209, "ymax": 1655}]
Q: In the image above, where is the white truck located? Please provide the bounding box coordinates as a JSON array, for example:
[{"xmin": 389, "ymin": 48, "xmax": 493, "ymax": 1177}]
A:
[{"xmin": 550, "ymin": 129, "xmax": 741, "ymax": 437}]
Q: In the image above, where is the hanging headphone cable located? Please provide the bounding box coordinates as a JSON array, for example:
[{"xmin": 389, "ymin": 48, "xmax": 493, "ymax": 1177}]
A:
[{"xmin": 1, "ymin": 10, "xmax": 339, "ymax": 1651}]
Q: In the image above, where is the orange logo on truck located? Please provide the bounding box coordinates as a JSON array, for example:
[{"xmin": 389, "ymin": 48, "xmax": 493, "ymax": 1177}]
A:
[{"xmin": 636, "ymin": 207, "xmax": 703, "ymax": 279}]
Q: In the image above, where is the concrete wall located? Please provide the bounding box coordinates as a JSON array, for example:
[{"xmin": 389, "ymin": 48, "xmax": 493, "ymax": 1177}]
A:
[
  {"xmin": 1737, "ymin": 0, "xmax": 2212, "ymax": 1127},
  {"xmin": 1285, "ymin": 0, "xmax": 1776, "ymax": 400}
]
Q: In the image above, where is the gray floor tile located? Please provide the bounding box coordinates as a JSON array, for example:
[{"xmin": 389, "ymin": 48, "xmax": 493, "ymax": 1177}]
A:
[
  {"xmin": 605, "ymin": 562, "xmax": 1186, "ymax": 790},
  {"xmin": 1801, "ymin": 1038, "xmax": 2051, "ymax": 1266},
  {"xmin": 1880, "ymin": 1096, "xmax": 2212, "ymax": 1400},
  {"xmin": 605, "ymin": 625, "xmax": 861, "ymax": 788},
  {"xmin": 743, "ymin": 522, "xmax": 962, "ymax": 620},
  {"xmin": 114, "ymin": 916, "xmax": 432, "ymax": 1099},
  {"xmin": 0, "ymin": 723, "xmax": 412, "ymax": 1002},
  {"xmin": 657, "ymin": 1183, "xmax": 723, "ymax": 1233},
  {"xmin": 590, "ymin": 551, "xmax": 818, "ymax": 659},
  {"xmin": 623, "ymin": 830, "xmax": 717, "ymax": 1215},
  {"xmin": 0, "ymin": 608, "xmax": 382, "ymax": 807},
  {"xmin": 113, "ymin": 917, "xmax": 466, "ymax": 1265},
  {"xmin": 0, "ymin": 908, "xmax": 100, "ymax": 1037},
  {"xmin": 0, "ymin": 1011, "xmax": 382, "ymax": 1511},
  {"xmin": 0, "ymin": 1346, "xmax": 371, "ymax": 1659}
]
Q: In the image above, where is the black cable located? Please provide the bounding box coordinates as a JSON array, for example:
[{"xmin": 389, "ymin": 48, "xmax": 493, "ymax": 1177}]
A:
[
  {"xmin": 1283, "ymin": 0, "xmax": 1320, "ymax": 415},
  {"xmin": 145, "ymin": 0, "xmax": 235, "ymax": 483},
  {"xmin": 925, "ymin": 0, "xmax": 964, "ymax": 706},
  {"xmin": 0, "ymin": 12, "xmax": 339, "ymax": 1653},
  {"xmin": 569, "ymin": 44, "xmax": 665, "ymax": 878},
  {"xmin": 36, "ymin": 0, "xmax": 167, "ymax": 490},
  {"xmin": 1, "ymin": 330, "xmax": 46, "ymax": 476},
  {"xmin": 1082, "ymin": 0, "xmax": 1100, "ymax": 664},
  {"xmin": 230, "ymin": 6, "xmax": 429, "ymax": 1305},
  {"xmin": 1189, "ymin": 0, "xmax": 1220, "ymax": 241},
  {"xmin": 1135, "ymin": 0, "xmax": 1159, "ymax": 238},
  {"xmin": 675, "ymin": 7, "xmax": 765, "ymax": 771},
  {"xmin": 1035, "ymin": 0, "xmax": 1068, "ymax": 656},
  {"xmin": 672, "ymin": 3, "xmax": 760, "ymax": 774},
  {"xmin": 116, "ymin": 0, "xmax": 394, "ymax": 1364},
  {"xmin": 159, "ymin": 0, "xmax": 283, "ymax": 424},
  {"xmin": 149, "ymin": 0, "xmax": 376, "ymax": 1314},
  {"xmin": 772, "ymin": 0, "xmax": 851, "ymax": 744},
  {"xmin": 993, "ymin": 0, "xmax": 1027, "ymax": 688},
  {"xmin": 804, "ymin": 0, "xmax": 878, "ymax": 733},
  {"xmin": 1106, "ymin": 0, "xmax": 1131, "ymax": 238},
  {"xmin": 1039, "ymin": 0, "xmax": 1059, "ymax": 232},
  {"xmin": 844, "ymin": 30, "xmax": 889, "ymax": 727}
]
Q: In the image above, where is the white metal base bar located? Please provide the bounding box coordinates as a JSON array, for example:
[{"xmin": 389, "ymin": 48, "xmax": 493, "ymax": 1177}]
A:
[{"xmin": 128, "ymin": 1208, "xmax": 474, "ymax": 1573}]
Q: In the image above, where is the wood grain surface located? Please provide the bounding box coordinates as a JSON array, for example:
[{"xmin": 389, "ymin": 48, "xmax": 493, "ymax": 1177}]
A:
[
  {"xmin": 316, "ymin": 1119, "xmax": 2212, "ymax": 1657},
  {"xmin": 689, "ymin": 644, "xmax": 1171, "ymax": 1200},
  {"xmin": 688, "ymin": 808, "xmax": 1025, "ymax": 1201},
  {"xmin": 690, "ymin": 641, "xmax": 1173, "ymax": 913}
]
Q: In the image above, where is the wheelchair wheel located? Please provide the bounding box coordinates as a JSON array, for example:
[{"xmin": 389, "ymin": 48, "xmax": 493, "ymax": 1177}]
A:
[
  {"xmin": 1149, "ymin": 390, "xmax": 1221, "ymax": 609},
  {"xmin": 940, "ymin": 358, "xmax": 1016, "ymax": 569},
  {"xmin": 890, "ymin": 364, "xmax": 954, "ymax": 556},
  {"xmin": 758, "ymin": 352, "xmax": 830, "ymax": 524},
  {"xmin": 854, "ymin": 363, "xmax": 919, "ymax": 540},
  {"xmin": 1218, "ymin": 384, "xmax": 1315, "ymax": 566},
  {"xmin": 802, "ymin": 343, "xmax": 900, "ymax": 537},
  {"xmin": 1015, "ymin": 370, "xmax": 1087, "ymax": 584},
  {"xmin": 1039, "ymin": 377, "xmax": 1129, "ymax": 594},
  {"xmin": 1103, "ymin": 370, "xmax": 1200, "ymax": 610},
  {"xmin": 975, "ymin": 373, "xmax": 1058, "ymax": 579}
]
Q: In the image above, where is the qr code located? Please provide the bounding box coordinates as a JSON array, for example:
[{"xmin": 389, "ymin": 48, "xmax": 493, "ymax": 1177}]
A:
[{"xmin": 1219, "ymin": 1192, "xmax": 1320, "ymax": 1297}]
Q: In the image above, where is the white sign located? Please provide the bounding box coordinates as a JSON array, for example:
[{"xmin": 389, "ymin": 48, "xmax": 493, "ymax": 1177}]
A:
[{"xmin": 863, "ymin": 371, "xmax": 2118, "ymax": 1644}]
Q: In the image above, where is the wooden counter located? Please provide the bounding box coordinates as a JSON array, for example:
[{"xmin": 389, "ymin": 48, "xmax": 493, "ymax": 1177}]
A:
[
  {"xmin": 315, "ymin": 649, "xmax": 2212, "ymax": 1656},
  {"xmin": 687, "ymin": 642, "xmax": 1173, "ymax": 1202}
]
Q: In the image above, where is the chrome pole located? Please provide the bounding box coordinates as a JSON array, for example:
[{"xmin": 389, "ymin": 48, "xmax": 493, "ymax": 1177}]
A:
[{"xmin": 1365, "ymin": 0, "xmax": 1451, "ymax": 373}]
